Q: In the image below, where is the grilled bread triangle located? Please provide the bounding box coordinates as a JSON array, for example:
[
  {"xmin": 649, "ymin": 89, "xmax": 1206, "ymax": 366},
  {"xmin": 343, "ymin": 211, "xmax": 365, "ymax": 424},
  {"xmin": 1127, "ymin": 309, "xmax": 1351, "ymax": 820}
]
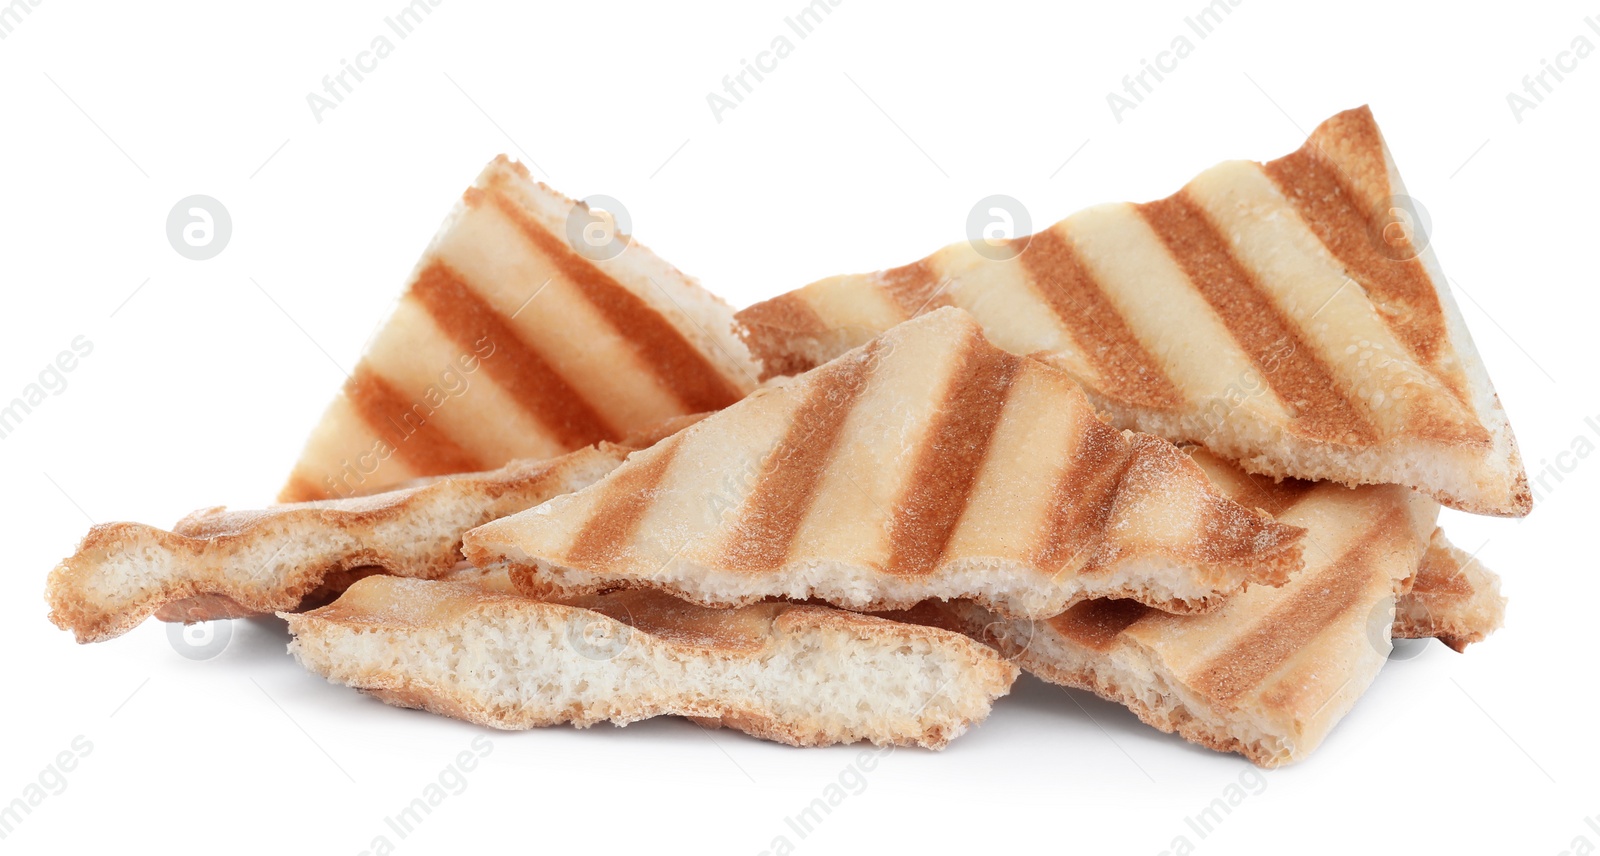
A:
[
  {"xmin": 47, "ymin": 445, "xmax": 627, "ymax": 643},
  {"xmin": 736, "ymin": 106, "xmax": 1529, "ymax": 517},
  {"xmin": 464, "ymin": 308, "xmax": 1305, "ymax": 619},
  {"xmin": 283, "ymin": 576, "xmax": 1018, "ymax": 749},
  {"xmin": 281, "ymin": 156, "xmax": 757, "ymax": 503},
  {"xmin": 926, "ymin": 447, "xmax": 1441, "ymax": 767}
]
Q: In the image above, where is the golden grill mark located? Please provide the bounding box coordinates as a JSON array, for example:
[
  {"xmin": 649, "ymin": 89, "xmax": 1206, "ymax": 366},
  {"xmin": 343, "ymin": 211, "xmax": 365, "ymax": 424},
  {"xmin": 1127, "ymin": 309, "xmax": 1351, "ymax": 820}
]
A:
[
  {"xmin": 484, "ymin": 188, "xmax": 745, "ymax": 412},
  {"xmin": 410, "ymin": 260, "xmax": 620, "ymax": 448},
  {"xmin": 719, "ymin": 343, "xmax": 880, "ymax": 572},
  {"xmin": 885, "ymin": 333, "xmax": 1025, "ymax": 576},
  {"xmin": 1021, "ymin": 227, "xmax": 1184, "ymax": 410},
  {"xmin": 1138, "ymin": 192, "xmax": 1379, "ymax": 444},
  {"xmin": 345, "ymin": 364, "xmax": 483, "ymax": 477}
]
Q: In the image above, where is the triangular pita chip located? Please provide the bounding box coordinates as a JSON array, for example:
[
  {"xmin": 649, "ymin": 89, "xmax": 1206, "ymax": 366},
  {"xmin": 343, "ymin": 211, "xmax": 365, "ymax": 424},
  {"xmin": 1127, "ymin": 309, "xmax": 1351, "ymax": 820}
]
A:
[
  {"xmin": 736, "ymin": 107, "xmax": 1529, "ymax": 516},
  {"xmin": 282, "ymin": 157, "xmax": 756, "ymax": 502},
  {"xmin": 48, "ymin": 445, "xmax": 625, "ymax": 643},
  {"xmin": 464, "ymin": 308, "xmax": 1305, "ymax": 619}
]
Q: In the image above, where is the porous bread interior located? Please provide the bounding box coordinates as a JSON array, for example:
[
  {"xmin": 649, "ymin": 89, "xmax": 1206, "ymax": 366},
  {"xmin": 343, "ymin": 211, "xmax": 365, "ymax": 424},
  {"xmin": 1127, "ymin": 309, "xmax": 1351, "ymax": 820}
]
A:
[
  {"xmin": 286, "ymin": 599, "xmax": 1012, "ymax": 749},
  {"xmin": 497, "ymin": 550, "xmax": 1281, "ymax": 621},
  {"xmin": 488, "ymin": 158, "xmax": 759, "ymax": 395},
  {"xmin": 47, "ymin": 450, "xmax": 620, "ymax": 643}
]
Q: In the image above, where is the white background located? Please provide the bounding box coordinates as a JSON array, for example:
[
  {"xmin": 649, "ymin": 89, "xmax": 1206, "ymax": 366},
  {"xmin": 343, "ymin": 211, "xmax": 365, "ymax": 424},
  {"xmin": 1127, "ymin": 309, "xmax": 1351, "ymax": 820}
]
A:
[{"xmin": 2, "ymin": 1, "xmax": 1595, "ymax": 853}]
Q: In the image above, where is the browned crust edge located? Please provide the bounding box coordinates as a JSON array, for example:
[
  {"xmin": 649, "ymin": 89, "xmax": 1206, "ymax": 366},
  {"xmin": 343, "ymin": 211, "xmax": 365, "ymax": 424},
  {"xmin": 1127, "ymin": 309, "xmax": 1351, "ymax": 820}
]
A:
[{"xmin": 46, "ymin": 447, "xmax": 626, "ymax": 643}]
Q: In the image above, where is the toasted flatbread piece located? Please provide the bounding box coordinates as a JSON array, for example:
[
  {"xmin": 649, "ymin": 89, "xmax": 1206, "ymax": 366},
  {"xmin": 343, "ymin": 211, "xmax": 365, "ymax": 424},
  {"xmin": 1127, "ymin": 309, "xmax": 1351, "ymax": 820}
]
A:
[
  {"xmin": 283, "ymin": 576, "xmax": 1018, "ymax": 749},
  {"xmin": 937, "ymin": 448, "xmax": 1439, "ymax": 767},
  {"xmin": 282, "ymin": 156, "xmax": 756, "ymax": 502},
  {"xmin": 465, "ymin": 308, "xmax": 1305, "ymax": 619},
  {"xmin": 737, "ymin": 107, "xmax": 1528, "ymax": 516},
  {"xmin": 1394, "ymin": 529, "xmax": 1506, "ymax": 652},
  {"xmin": 47, "ymin": 446, "xmax": 625, "ymax": 643}
]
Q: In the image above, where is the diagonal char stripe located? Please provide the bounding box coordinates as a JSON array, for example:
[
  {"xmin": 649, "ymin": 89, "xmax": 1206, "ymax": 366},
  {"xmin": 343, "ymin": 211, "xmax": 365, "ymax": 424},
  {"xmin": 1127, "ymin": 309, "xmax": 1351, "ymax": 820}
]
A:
[
  {"xmin": 1186, "ymin": 506, "xmax": 1407, "ymax": 705},
  {"xmin": 410, "ymin": 260, "xmax": 620, "ymax": 447},
  {"xmin": 1138, "ymin": 193, "xmax": 1378, "ymax": 444},
  {"xmin": 1032, "ymin": 417, "xmax": 1131, "ymax": 572},
  {"xmin": 483, "ymin": 188, "xmax": 746, "ymax": 413},
  {"xmin": 1264, "ymin": 146, "xmax": 1452, "ymax": 374},
  {"xmin": 564, "ymin": 435, "xmax": 684, "ymax": 567},
  {"xmin": 1020, "ymin": 227, "xmax": 1184, "ymax": 410},
  {"xmin": 885, "ymin": 332, "xmax": 1024, "ymax": 577},
  {"xmin": 344, "ymin": 364, "xmax": 484, "ymax": 477},
  {"xmin": 879, "ymin": 259, "xmax": 950, "ymax": 319},
  {"xmin": 719, "ymin": 342, "xmax": 880, "ymax": 572}
]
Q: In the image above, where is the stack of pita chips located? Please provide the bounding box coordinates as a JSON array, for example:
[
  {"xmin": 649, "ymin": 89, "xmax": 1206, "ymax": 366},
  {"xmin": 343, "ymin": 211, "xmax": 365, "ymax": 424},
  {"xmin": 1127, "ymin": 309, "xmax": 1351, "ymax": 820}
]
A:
[{"xmin": 47, "ymin": 106, "xmax": 1518, "ymax": 764}]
